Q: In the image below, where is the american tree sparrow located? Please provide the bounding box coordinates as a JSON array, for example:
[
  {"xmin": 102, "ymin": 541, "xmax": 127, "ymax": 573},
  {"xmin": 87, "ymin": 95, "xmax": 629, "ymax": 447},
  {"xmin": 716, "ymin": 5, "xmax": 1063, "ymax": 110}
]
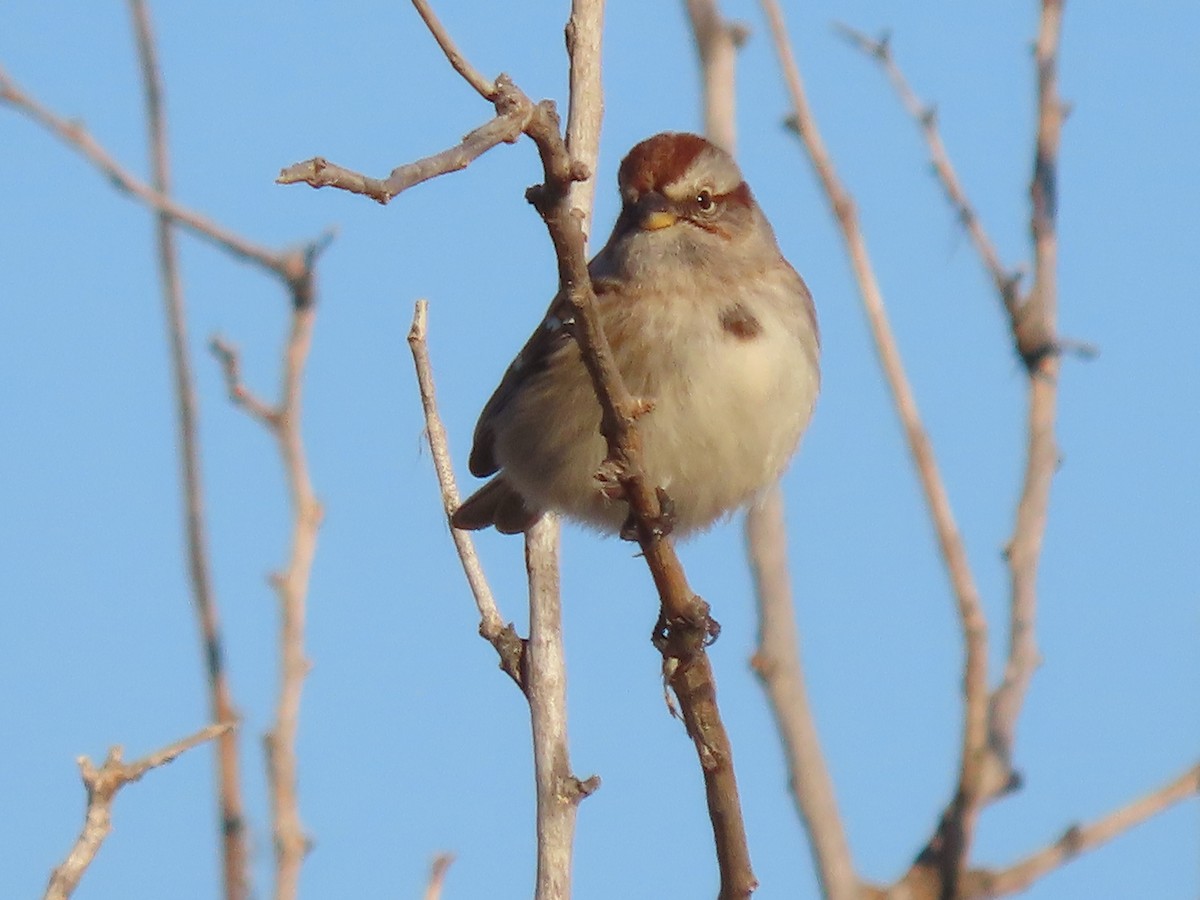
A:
[{"xmin": 452, "ymin": 132, "xmax": 820, "ymax": 536}]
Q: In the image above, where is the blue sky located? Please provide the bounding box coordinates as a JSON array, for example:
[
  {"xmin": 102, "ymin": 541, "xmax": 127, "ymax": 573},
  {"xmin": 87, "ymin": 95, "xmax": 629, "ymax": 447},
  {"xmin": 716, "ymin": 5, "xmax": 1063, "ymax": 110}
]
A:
[{"xmin": 1, "ymin": 2, "xmax": 1196, "ymax": 898}]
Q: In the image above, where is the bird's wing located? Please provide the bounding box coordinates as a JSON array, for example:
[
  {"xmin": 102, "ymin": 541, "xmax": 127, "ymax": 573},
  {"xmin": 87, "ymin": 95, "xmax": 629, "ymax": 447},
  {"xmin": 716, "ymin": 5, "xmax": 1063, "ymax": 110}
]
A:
[{"xmin": 467, "ymin": 292, "xmax": 574, "ymax": 477}]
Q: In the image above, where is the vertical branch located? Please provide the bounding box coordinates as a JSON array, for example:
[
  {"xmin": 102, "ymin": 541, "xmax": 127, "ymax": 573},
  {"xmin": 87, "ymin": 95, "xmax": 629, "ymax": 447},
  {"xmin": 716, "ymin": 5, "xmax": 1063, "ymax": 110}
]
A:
[
  {"xmin": 988, "ymin": 0, "xmax": 1066, "ymax": 789},
  {"xmin": 564, "ymin": 0, "xmax": 605, "ymax": 241},
  {"xmin": 524, "ymin": 5, "xmax": 605, "ymax": 897},
  {"xmin": 759, "ymin": 0, "xmax": 990, "ymax": 888},
  {"xmin": 683, "ymin": 0, "xmax": 743, "ymax": 153},
  {"xmin": 525, "ymin": 515, "xmax": 584, "ymax": 900},
  {"xmin": 747, "ymin": 494, "xmax": 862, "ymax": 900},
  {"xmin": 266, "ymin": 292, "xmax": 322, "ymax": 900},
  {"xmin": 684, "ymin": 3, "xmax": 860, "ymax": 897},
  {"xmin": 211, "ymin": 255, "xmax": 323, "ymax": 900},
  {"xmin": 126, "ymin": 4, "xmax": 248, "ymax": 899}
]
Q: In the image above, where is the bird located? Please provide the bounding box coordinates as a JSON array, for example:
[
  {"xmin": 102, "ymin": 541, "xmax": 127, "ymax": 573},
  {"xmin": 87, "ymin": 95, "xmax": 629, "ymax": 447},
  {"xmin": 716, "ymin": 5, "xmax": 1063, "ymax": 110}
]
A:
[{"xmin": 451, "ymin": 131, "xmax": 820, "ymax": 537}]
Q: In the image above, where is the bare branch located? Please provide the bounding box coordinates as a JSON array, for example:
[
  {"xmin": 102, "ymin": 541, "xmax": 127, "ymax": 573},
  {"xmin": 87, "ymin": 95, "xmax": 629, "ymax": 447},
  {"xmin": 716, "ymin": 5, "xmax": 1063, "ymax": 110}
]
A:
[
  {"xmin": 0, "ymin": 64, "xmax": 291, "ymax": 279},
  {"xmin": 44, "ymin": 723, "xmax": 234, "ymax": 900},
  {"xmin": 126, "ymin": 4, "xmax": 248, "ymax": 897},
  {"xmin": 746, "ymin": 492, "xmax": 863, "ymax": 900},
  {"xmin": 760, "ymin": 0, "xmax": 990, "ymax": 887},
  {"xmin": 683, "ymin": 0, "xmax": 747, "ymax": 154},
  {"xmin": 410, "ymin": 0, "xmax": 498, "ymax": 100},
  {"xmin": 212, "ymin": 281, "xmax": 325, "ymax": 900},
  {"xmin": 407, "ymin": 301, "xmax": 525, "ymax": 686},
  {"xmin": 423, "ymin": 853, "xmax": 456, "ymax": 900},
  {"xmin": 277, "ymin": 107, "xmax": 531, "ymax": 205},
  {"xmin": 563, "ymin": 0, "xmax": 606, "ymax": 240},
  {"xmin": 833, "ymin": 22, "xmax": 1021, "ymax": 322},
  {"xmin": 209, "ymin": 337, "xmax": 281, "ymax": 427},
  {"xmin": 525, "ymin": 516, "xmax": 601, "ymax": 900},
  {"xmin": 966, "ymin": 761, "xmax": 1200, "ymax": 896},
  {"xmin": 987, "ymin": 0, "xmax": 1067, "ymax": 805}
]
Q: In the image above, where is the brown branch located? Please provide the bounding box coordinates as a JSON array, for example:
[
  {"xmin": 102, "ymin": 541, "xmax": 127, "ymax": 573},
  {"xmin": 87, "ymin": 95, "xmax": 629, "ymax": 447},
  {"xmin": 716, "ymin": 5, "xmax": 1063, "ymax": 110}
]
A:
[
  {"xmin": 126, "ymin": 4, "xmax": 248, "ymax": 897},
  {"xmin": 746, "ymin": 493, "xmax": 865, "ymax": 900},
  {"xmin": 760, "ymin": 0, "xmax": 990, "ymax": 891},
  {"xmin": 406, "ymin": 301, "xmax": 526, "ymax": 687},
  {"xmin": 210, "ymin": 275, "xmax": 324, "ymax": 900},
  {"xmin": 277, "ymin": 109, "xmax": 531, "ymax": 205},
  {"xmin": 410, "ymin": 0, "xmax": 497, "ymax": 100},
  {"xmin": 684, "ymin": 3, "xmax": 858, "ymax": 896},
  {"xmin": 986, "ymin": 0, "xmax": 1067, "ymax": 805},
  {"xmin": 965, "ymin": 761, "xmax": 1200, "ymax": 897},
  {"xmin": 522, "ymin": 99, "xmax": 758, "ymax": 900},
  {"xmin": 423, "ymin": 853, "xmax": 456, "ymax": 900},
  {"xmin": 44, "ymin": 723, "xmax": 234, "ymax": 900},
  {"xmin": 683, "ymin": 0, "xmax": 748, "ymax": 154},
  {"xmin": 833, "ymin": 23, "xmax": 1022, "ymax": 322},
  {"xmin": 0, "ymin": 64, "xmax": 291, "ymax": 279}
]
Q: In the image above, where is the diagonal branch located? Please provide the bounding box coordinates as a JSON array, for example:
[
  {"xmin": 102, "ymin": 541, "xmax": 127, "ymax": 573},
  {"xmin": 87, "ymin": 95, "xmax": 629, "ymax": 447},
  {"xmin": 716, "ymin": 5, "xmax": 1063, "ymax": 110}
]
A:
[
  {"xmin": 44, "ymin": 722, "xmax": 233, "ymax": 900},
  {"xmin": 759, "ymin": 0, "xmax": 990, "ymax": 890},
  {"xmin": 277, "ymin": 108, "xmax": 531, "ymax": 205},
  {"xmin": 964, "ymin": 761, "xmax": 1200, "ymax": 897},
  {"xmin": 833, "ymin": 23, "xmax": 1022, "ymax": 323},
  {"xmin": 127, "ymin": 4, "xmax": 248, "ymax": 897},
  {"xmin": 407, "ymin": 301, "xmax": 525, "ymax": 687},
  {"xmin": 0, "ymin": 65, "xmax": 291, "ymax": 279}
]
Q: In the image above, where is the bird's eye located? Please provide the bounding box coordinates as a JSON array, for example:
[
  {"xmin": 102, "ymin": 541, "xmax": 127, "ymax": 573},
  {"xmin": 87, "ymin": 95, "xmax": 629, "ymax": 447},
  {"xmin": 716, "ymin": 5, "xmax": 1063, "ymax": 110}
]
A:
[{"xmin": 696, "ymin": 189, "xmax": 715, "ymax": 212}]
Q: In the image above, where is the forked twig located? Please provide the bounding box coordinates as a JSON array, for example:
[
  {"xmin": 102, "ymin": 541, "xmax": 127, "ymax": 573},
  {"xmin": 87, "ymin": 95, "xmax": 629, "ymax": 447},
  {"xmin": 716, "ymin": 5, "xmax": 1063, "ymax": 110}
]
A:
[{"xmin": 44, "ymin": 723, "xmax": 233, "ymax": 900}]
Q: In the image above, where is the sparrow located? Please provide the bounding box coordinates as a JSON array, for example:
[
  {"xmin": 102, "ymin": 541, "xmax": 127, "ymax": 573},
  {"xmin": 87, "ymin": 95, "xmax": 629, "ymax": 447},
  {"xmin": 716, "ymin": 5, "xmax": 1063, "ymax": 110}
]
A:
[{"xmin": 451, "ymin": 132, "xmax": 819, "ymax": 536}]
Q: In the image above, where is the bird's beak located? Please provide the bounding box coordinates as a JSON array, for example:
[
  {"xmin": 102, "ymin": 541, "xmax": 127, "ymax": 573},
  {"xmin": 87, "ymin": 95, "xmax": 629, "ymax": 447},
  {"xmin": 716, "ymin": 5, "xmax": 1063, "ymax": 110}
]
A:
[
  {"xmin": 637, "ymin": 193, "xmax": 678, "ymax": 231},
  {"xmin": 641, "ymin": 210, "xmax": 678, "ymax": 231}
]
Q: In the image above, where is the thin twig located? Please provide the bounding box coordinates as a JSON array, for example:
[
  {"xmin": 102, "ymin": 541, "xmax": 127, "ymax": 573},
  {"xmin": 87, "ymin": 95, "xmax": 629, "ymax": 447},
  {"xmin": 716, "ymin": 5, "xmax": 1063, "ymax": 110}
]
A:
[
  {"xmin": 760, "ymin": 0, "xmax": 990, "ymax": 889},
  {"xmin": 423, "ymin": 853, "xmax": 456, "ymax": 900},
  {"xmin": 965, "ymin": 761, "xmax": 1200, "ymax": 896},
  {"xmin": 833, "ymin": 22, "xmax": 1022, "ymax": 321},
  {"xmin": 407, "ymin": 301, "xmax": 526, "ymax": 688},
  {"xmin": 126, "ymin": 4, "xmax": 248, "ymax": 897},
  {"xmin": 277, "ymin": 108, "xmax": 531, "ymax": 205},
  {"xmin": 0, "ymin": 64, "xmax": 289, "ymax": 279},
  {"xmin": 410, "ymin": 0, "xmax": 497, "ymax": 100},
  {"xmin": 44, "ymin": 723, "xmax": 234, "ymax": 900},
  {"xmin": 987, "ymin": 0, "xmax": 1066, "ymax": 804},
  {"xmin": 210, "ymin": 301, "xmax": 323, "ymax": 900}
]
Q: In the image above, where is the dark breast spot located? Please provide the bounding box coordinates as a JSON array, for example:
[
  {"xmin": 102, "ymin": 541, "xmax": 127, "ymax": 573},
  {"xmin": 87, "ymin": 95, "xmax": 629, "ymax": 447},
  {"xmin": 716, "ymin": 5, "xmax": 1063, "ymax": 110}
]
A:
[{"xmin": 719, "ymin": 302, "xmax": 762, "ymax": 340}]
